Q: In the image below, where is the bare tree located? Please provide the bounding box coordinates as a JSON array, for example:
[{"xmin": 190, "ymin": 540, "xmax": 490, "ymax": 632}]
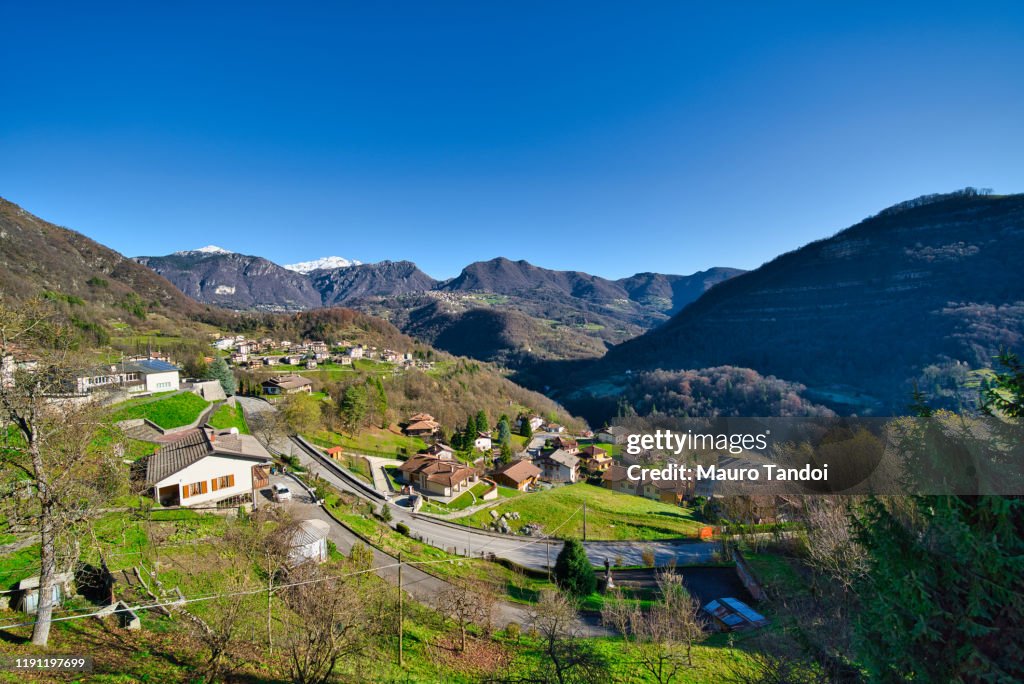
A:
[
  {"xmin": 437, "ymin": 578, "xmax": 493, "ymax": 651},
  {"xmin": 279, "ymin": 562, "xmax": 373, "ymax": 684},
  {"xmin": 248, "ymin": 409, "xmax": 285, "ymax": 452},
  {"xmin": 225, "ymin": 506, "xmax": 298, "ymax": 653},
  {"xmin": 601, "ymin": 571, "xmax": 706, "ymax": 684},
  {"xmin": 527, "ymin": 590, "xmax": 610, "ymax": 684},
  {"xmin": 0, "ymin": 300, "xmax": 125, "ymax": 646},
  {"xmin": 183, "ymin": 565, "xmax": 260, "ymax": 682},
  {"xmin": 796, "ymin": 496, "xmax": 867, "ymax": 597}
]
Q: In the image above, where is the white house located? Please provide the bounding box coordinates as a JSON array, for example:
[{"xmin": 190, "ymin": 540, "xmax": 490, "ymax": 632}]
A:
[
  {"xmin": 146, "ymin": 428, "xmax": 273, "ymax": 507},
  {"xmin": 75, "ymin": 358, "xmax": 180, "ymax": 395},
  {"xmin": 289, "ymin": 519, "xmax": 330, "ymax": 565},
  {"xmin": 596, "ymin": 426, "xmax": 629, "ymax": 445},
  {"xmin": 474, "ymin": 432, "xmax": 493, "ymax": 451},
  {"xmin": 537, "ymin": 449, "xmax": 580, "ymax": 483},
  {"xmin": 131, "ymin": 358, "xmax": 181, "ymax": 392},
  {"xmin": 212, "ymin": 338, "xmax": 235, "ymax": 351}
]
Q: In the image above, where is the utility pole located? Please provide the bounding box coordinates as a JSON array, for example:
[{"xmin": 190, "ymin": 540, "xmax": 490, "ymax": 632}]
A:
[
  {"xmin": 545, "ymin": 540, "xmax": 550, "ymax": 580},
  {"xmin": 583, "ymin": 501, "xmax": 587, "ymax": 542},
  {"xmin": 398, "ymin": 551, "xmax": 404, "ymax": 667}
]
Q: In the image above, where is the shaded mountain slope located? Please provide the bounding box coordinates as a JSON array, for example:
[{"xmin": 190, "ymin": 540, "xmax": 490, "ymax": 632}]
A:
[{"xmin": 571, "ymin": 190, "xmax": 1024, "ymax": 414}]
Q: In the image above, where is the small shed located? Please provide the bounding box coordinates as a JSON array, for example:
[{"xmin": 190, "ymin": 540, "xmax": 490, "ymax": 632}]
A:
[
  {"xmin": 702, "ymin": 597, "xmax": 769, "ymax": 632},
  {"xmin": 290, "ymin": 519, "xmax": 331, "ymax": 565},
  {"xmin": 16, "ymin": 572, "xmax": 74, "ymax": 614}
]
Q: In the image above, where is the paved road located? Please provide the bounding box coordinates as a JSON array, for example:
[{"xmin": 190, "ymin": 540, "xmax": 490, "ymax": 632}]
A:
[
  {"xmin": 258, "ymin": 474, "xmax": 551, "ymax": 631},
  {"xmin": 239, "ymin": 396, "xmax": 609, "ymax": 634},
  {"xmin": 290, "ymin": 434, "xmax": 720, "ymax": 572},
  {"xmin": 238, "ymin": 395, "xmax": 718, "ymax": 571},
  {"xmin": 363, "ymin": 455, "xmax": 402, "ymax": 494}
]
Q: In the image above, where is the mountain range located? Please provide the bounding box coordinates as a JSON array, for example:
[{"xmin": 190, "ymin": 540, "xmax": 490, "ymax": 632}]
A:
[
  {"xmin": 5, "ymin": 189, "xmax": 1022, "ymax": 422},
  {"xmin": 554, "ymin": 189, "xmax": 1024, "ymax": 419},
  {"xmin": 134, "ymin": 249, "xmax": 743, "ymax": 365}
]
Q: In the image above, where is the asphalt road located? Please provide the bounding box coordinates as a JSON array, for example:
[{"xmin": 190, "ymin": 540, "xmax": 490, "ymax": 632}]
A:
[{"xmin": 237, "ymin": 397, "xmax": 718, "ymax": 573}]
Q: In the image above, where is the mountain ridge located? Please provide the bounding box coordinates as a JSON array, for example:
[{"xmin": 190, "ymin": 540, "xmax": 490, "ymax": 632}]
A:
[{"xmin": 558, "ymin": 189, "xmax": 1024, "ymax": 417}]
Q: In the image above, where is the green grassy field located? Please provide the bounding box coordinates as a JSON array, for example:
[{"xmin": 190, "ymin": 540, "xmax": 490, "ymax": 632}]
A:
[
  {"xmin": 207, "ymin": 402, "xmax": 250, "ymax": 434},
  {"xmin": 458, "ymin": 483, "xmax": 701, "ymax": 540},
  {"xmin": 424, "ymin": 482, "xmax": 521, "ymax": 514},
  {"xmin": 110, "ymin": 392, "xmax": 210, "ymax": 429},
  {"xmin": 313, "ymin": 427, "xmax": 426, "ymax": 458}
]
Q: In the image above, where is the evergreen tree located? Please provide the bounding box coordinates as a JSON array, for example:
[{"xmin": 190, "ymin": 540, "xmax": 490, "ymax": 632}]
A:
[
  {"xmin": 205, "ymin": 357, "xmax": 236, "ymax": 396},
  {"xmin": 464, "ymin": 415, "xmax": 477, "ymax": 450},
  {"xmin": 475, "ymin": 409, "xmax": 489, "ymax": 436},
  {"xmin": 554, "ymin": 538, "xmax": 596, "ymax": 598},
  {"xmin": 497, "ymin": 416, "xmax": 511, "ymax": 445},
  {"xmin": 520, "ymin": 415, "xmax": 533, "ymax": 439},
  {"xmin": 851, "ymin": 352, "xmax": 1024, "ymax": 681},
  {"xmin": 365, "ymin": 376, "xmax": 388, "ymax": 428},
  {"xmin": 498, "ymin": 441, "xmax": 513, "ymax": 465},
  {"xmin": 339, "ymin": 384, "xmax": 368, "ymax": 434}
]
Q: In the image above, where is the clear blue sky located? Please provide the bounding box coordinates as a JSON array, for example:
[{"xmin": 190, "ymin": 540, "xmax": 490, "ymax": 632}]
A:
[{"xmin": 2, "ymin": 1, "xmax": 1023, "ymax": 279}]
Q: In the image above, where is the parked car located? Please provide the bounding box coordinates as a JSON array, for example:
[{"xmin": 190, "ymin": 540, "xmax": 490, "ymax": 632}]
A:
[{"xmin": 272, "ymin": 483, "xmax": 292, "ymax": 502}]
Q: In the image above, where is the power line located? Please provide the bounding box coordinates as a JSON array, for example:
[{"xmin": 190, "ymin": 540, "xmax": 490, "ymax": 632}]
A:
[{"xmin": 0, "ymin": 505, "xmax": 586, "ymax": 632}]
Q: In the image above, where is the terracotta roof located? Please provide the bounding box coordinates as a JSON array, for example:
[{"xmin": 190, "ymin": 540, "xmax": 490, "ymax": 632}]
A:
[
  {"xmin": 580, "ymin": 445, "xmax": 608, "ymax": 458},
  {"xmin": 405, "ymin": 420, "xmax": 439, "ymax": 432},
  {"xmin": 399, "ymin": 454, "xmax": 475, "ymax": 487},
  {"xmin": 602, "ymin": 464, "xmax": 630, "ymax": 482},
  {"xmin": 493, "ymin": 459, "xmax": 541, "ymax": 484}
]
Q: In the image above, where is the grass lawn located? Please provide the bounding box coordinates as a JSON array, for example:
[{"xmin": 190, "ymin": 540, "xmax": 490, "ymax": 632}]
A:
[
  {"xmin": 207, "ymin": 402, "xmax": 250, "ymax": 434},
  {"xmin": 313, "ymin": 427, "xmax": 426, "ymax": 458},
  {"xmin": 457, "ymin": 483, "xmax": 701, "ymax": 540},
  {"xmin": 321, "ymin": 490, "xmax": 556, "ymax": 600},
  {"xmin": 90, "ymin": 426, "xmax": 159, "ymax": 462},
  {"xmin": 503, "ymin": 634, "xmax": 761, "ymax": 683},
  {"xmin": 110, "ymin": 392, "xmax": 210, "ymax": 429},
  {"xmin": 428, "ymin": 483, "xmax": 521, "ymax": 514}
]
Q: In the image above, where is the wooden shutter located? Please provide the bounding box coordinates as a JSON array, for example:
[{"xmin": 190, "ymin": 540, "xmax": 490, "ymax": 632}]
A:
[
  {"xmin": 200, "ymin": 481, "xmax": 208, "ymax": 494},
  {"xmin": 211, "ymin": 478, "xmax": 219, "ymax": 491},
  {"xmin": 181, "ymin": 485, "xmax": 190, "ymax": 499},
  {"xmin": 227, "ymin": 474, "xmax": 235, "ymax": 487}
]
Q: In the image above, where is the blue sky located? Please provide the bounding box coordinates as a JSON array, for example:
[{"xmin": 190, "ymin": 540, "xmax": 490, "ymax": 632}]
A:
[{"xmin": 2, "ymin": 1, "xmax": 1023, "ymax": 279}]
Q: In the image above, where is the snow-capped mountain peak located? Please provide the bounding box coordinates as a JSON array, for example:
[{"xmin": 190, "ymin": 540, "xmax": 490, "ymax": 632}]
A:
[
  {"xmin": 283, "ymin": 256, "xmax": 362, "ymax": 273},
  {"xmin": 175, "ymin": 245, "xmax": 233, "ymax": 255}
]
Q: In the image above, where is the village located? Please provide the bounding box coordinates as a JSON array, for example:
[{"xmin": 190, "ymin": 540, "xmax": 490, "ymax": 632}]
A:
[{"xmin": 2, "ymin": 327, "xmax": 782, "ymax": 684}]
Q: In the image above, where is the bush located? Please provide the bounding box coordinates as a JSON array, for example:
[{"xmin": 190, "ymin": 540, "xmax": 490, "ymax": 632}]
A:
[
  {"xmin": 396, "ymin": 522, "xmax": 410, "ymax": 536},
  {"xmin": 380, "ymin": 504, "xmax": 393, "ymax": 523},
  {"xmin": 641, "ymin": 547, "xmax": 656, "ymax": 567},
  {"xmin": 505, "ymin": 621, "xmax": 521, "ymax": 642},
  {"xmin": 553, "ymin": 538, "xmax": 596, "ymax": 598}
]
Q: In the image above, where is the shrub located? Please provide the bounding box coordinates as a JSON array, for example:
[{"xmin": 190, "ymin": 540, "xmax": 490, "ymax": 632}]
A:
[
  {"xmin": 641, "ymin": 547, "xmax": 656, "ymax": 567},
  {"xmin": 396, "ymin": 522, "xmax": 410, "ymax": 536},
  {"xmin": 505, "ymin": 621, "xmax": 521, "ymax": 642},
  {"xmin": 553, "ymin": 538, "xmax": 596, "ymax": 597}
]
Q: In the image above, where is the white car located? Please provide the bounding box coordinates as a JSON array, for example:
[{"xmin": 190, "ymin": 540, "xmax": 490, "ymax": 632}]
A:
[{"xmin": 271, "ymin": 483, "xmax": 292, "ymax": 502}]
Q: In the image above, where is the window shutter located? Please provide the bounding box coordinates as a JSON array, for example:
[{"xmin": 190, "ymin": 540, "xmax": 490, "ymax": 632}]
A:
[
  {"xmin": 227, "ymin": 474, "xmax": 235, "ymax": 487},
  {"xmin": 200, "ymin": 481, "xmax": 208, "ymax": 494},
  {"xmin": 181, "ymin": 485, "xmax": 190, "ymax": 499},
  {"xmin": 211, "ymin": 478, "xmax": 219, "ymax": 491}
]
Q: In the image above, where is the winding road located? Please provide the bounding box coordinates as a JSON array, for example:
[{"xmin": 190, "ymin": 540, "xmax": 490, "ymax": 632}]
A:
[{"xmin": 237, "ymin": 395, "xmax": 717, "ymax": 633}]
